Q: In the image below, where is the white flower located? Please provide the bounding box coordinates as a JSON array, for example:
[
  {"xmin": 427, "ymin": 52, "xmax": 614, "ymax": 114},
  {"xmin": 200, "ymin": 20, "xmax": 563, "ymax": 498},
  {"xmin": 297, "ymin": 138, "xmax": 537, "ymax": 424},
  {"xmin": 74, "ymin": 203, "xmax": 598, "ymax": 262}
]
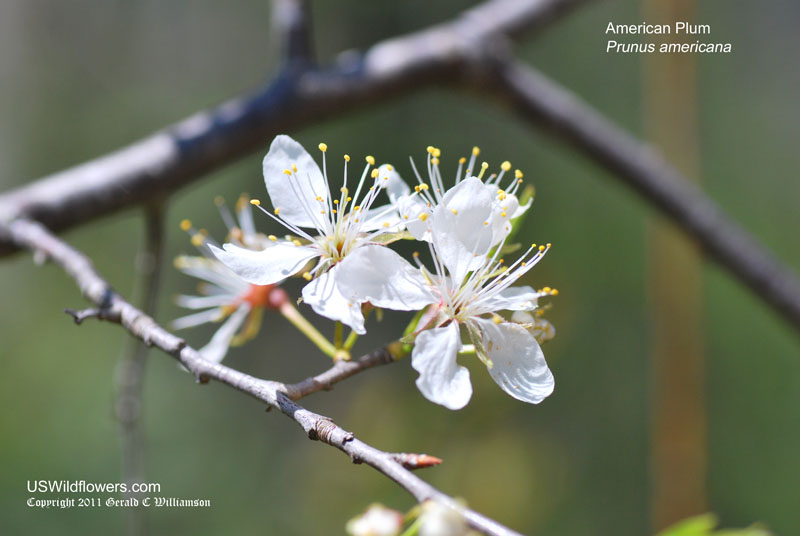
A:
[
  {"xmin": 418, "ymin": 501, "xmax": 471, "ymax": 536},
  {"xmin": 336, "ymin": 178, "xmax": 556, "ymax": 410},
  {"xmin": 210, "ymin": 135, "xmax": 418, "ymax": 334},
  {"xmin": 172, "ymin": 196, "xmax": 286, "ymax": 363},
  {"xmin": 386, "ymin": 145, "xmax": 532, "ymax": 245},
  {"xmin": 346, "ymin": 504, "xmax": 404, "ymax": 536}
]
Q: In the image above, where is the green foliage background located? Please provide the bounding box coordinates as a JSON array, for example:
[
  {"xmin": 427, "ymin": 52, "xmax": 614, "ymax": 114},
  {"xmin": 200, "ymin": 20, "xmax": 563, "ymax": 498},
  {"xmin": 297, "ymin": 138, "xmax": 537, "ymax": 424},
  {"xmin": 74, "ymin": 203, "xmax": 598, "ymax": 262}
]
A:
[{"xmin": 1, "ymin": 1, "xmax": 798, "ymax": 534}]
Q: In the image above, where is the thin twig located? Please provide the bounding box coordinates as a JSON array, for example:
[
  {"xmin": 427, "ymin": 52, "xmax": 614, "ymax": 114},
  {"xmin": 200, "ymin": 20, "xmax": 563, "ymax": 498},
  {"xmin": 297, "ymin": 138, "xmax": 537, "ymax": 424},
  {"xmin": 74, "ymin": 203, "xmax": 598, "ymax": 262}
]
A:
[
  {"xmin": 114, "ymin": 203, "xmax": 165, "ymax": 536},
  {"xmin": 6, "ymin": 218, "xmax": 523, "ymax": 536}
]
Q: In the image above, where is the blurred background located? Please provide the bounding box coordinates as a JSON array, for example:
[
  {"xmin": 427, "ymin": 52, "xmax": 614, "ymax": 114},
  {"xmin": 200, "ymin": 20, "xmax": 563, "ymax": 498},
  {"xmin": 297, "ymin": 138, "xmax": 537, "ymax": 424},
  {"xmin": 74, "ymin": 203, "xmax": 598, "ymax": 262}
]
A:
[{"xmin": 1, "ymin": 0, "xmax": 798, "ymax": 534}]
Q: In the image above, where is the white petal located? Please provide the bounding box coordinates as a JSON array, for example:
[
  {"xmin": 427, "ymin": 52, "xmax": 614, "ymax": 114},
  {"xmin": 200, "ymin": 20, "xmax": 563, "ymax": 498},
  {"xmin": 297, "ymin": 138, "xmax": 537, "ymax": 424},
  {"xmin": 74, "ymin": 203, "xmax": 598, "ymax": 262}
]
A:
[
  {"xmin": 263, "ymin": 135, "xmax": 328, "ymax": 229},
  {"xmin": 358, "ymin": 203, "xmax": 404, "ymax": 232},
  {"xmin": 473, "ymin": 318, "xmax": 554, "ymax": 404},
  {"xmin": 396, "ymin": 195, "xmax": 432, "ymax": 241},
  {"xmin": 431, "ymin": 177, "xmax": 495, "ymax": 281},
  {"xmin": 175, "ymin": 294, "xmax": 236, "ymax": 310},
  {"xmin": 171, "ymin": 307, "xmax": 224, "ymax": 330},
  {"xmin": 301, "ymin": 264, "xmax": 366, "ymax": 334},
  {"xmin": 411, "ymin": 323, "xmax": 472, "ymax": 410},
  {"xmin": 198, "ymin": 304, "xmax": 251, "ymax": 363},
  {"xmin": 336, "ymin": 245, "xmax": 436, "ymax": 311},
  {"xmin": 481, "ymin": 286, "xmax": 541, "ymax": 312},
  {"xmin": 209, "ymin": 242, "xmax": 318, "ymax": 286},
  {"xmin": 378, "ymin": 163, "xmax": 410, "ymax": 203}
]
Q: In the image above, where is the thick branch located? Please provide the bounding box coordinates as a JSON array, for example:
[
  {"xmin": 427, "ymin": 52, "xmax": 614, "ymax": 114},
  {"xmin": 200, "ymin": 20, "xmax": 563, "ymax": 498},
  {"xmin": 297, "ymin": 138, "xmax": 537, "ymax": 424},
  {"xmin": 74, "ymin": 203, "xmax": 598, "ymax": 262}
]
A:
[
  {"xmin": 0, "ymin": 0, "xmax": 575, "ymax": 256},
  {"xmin": 488, "ymin": 60, "xmax": 800, "ymax": 331},
  {"xmin": 6, "ymin": 218, "xmax": 522, "ymax": 536}
]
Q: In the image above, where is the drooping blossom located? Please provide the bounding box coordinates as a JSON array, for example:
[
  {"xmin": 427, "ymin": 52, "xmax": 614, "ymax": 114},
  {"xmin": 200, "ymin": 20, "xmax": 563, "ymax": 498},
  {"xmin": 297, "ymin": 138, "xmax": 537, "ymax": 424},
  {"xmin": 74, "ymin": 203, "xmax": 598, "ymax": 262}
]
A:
[
  {"xmin": 172, "ymin": 195, "xmax": 287, "ymax": 363},
  {"xmin": 345, "ymin": 504, "xmax": 404, "ymax": 536},
  {"xmin": 336, "ymin": 177, "xmax": 556, "ymax": 410}
]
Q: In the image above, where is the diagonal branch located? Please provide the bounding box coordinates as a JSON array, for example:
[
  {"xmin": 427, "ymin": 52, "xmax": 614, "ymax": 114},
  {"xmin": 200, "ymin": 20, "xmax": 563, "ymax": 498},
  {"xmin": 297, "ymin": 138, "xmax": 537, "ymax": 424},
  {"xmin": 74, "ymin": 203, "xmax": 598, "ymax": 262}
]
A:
[
  {"xmin": 6, "ymin": 217, "xmax": 523, "ymax": 536},
  {"xmin": 487, "ymin": 60, "xmax": 800, "ymax": 330},
  {"xmin": 0, "ymin": 0, "xmax": 577, "ymax": 257}
]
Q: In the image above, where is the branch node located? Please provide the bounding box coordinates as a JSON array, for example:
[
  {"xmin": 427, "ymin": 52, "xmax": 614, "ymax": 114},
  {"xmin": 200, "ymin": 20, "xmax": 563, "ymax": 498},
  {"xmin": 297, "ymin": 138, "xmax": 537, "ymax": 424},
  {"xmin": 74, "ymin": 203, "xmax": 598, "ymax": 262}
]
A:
[{"xmin": 64, "ymin": 307, "xmax": 102, "ymax": 324}]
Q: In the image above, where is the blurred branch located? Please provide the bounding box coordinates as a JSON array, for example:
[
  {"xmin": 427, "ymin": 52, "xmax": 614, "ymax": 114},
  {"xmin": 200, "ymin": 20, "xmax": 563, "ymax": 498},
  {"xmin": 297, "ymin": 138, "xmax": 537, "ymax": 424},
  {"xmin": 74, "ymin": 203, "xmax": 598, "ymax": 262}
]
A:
[
  {"xmin": 487, "ymin": 60, "xmax": 800, "ymax": 331},
  {"xmin": 6, "ymin": 218, "xmax": 522, "ymax": 536},
  {"xmin": 0, "ymin": 0, "xmax": 577, "ymax": 257},
  {"xmin": 271, "ymin": 0, "xmax": 314, "ymax": 66},
  {"xmin": 114, "ymin": 203, "xmax": 165, "ymax": 536}
]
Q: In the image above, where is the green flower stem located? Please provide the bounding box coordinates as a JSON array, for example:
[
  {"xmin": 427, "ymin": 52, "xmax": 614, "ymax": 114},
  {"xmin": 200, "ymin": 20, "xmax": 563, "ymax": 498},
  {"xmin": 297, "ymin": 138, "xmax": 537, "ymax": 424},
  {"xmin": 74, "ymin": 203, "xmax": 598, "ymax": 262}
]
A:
[
  {"xmin": 342, "ymin": 329, "xmax": 359, "ymax": 351},
  {"xmin": 279, "ymin": 302, "xmax": 338, "ymax": 359},
  {"xmin": 399, "ymin": 516, "xmax": 422, "ymax": 536},
  {"xmin": 334, "ymin": 321, "xmax": 343, "ymax": 349}
]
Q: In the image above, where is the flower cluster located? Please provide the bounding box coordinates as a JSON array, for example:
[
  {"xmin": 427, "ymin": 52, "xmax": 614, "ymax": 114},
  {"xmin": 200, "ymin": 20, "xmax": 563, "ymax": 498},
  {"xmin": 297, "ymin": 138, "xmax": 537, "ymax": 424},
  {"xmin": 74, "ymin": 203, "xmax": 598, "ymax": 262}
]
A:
[{"xmin": 181, "ymin": 135, "xmax": 558, "ymax": 409}]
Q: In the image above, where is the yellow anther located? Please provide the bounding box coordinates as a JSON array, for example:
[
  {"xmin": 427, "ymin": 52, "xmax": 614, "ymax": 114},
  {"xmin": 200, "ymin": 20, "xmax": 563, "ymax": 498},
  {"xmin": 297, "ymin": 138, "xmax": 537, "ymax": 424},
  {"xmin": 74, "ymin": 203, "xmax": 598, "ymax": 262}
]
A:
[
  {"xmin": 383, "ymin": 222, "xmax": 390, "ymax": 228},
  {"xmin": 354, "ymin": 218, "xmax": 359, "ymax": 223},
  {"xmin": 546, "ymin": 242, "xmax": 552, "ymax": 248},
  {"xmin": 451, "ymin": 208, "xmax": 458, "ymax": 215},
  {"xmin": 551, "ymin": 289, "xmax": 559, "ymax": 296},
  {"xmin": 283, "ymin": 169, "xmax": 292, "ymax": 175},
  {"xmin": 501, "ymin": 212, "xmax": 507, "ymax": 217},
  {"xmin": 302, "ymin": 272, "xmax": 312, "ymax": 281},
  {"xmin": 459, "ymin": 157, "xmax": 466, "ymax": 164},
  {"xmin": 517, "ymin": 179, "xmax": 523, "ymax": 184},
  {"xmin": 268, "ymin": 235, "xmax": 277, "ymax": 242},
  {"xmin": 531, "ymin": 243, "xmax": 537, "ymax": 249},
  {"xmin": 501, "ymin": 161, "xmax": 511, "ymax": 172},
  {"xmin": 538, "ymin": 245, "xmax": 545, "ymax": 252},
  {"xmin": 414, "ymin": 185, "xmax": 420, "ymax": 192},
  {"xmin": 371, "ymin": 169, "xmax": 380, "ymax": 178},
  {"xmin": 521, "ymin": 262, "xmax": 527, "ymax": 266},
  {"xmin": 412, "ymin": 251, "xmax": 420, "ymax": 257},
  {"xmin": 180, "ymin": 219, "xmax": 192, "ymax": 231},
  {"xmin": 366, "ymin": 155, "xmax": 375, "ymax": 166},
  {"xmin": 543, "ymin": 286, "xmax": 552, "ymax": 293},
  {"xmin": 403, "ymin": 215, "xmax": 409, "ymax": 220},
  {"xmin": 481, "ymin": 162, "xmax": 489, "ymax": 169},
  {"xmin": 292, "ymin": 239, "xmax": 302, "ymax": 247},
  {"xmin": 291, "ymin": 163, "xmax": 298, "ymax": 172},
  {"xmin": 472, "ymin": 146, "xmax": 480, "ymax": 156},
  {"xmin": 274, "ymin": 208, "xmax": 280, "ymax": 215},
  {"xmin": 483, "ymin": 221, "xmax": 489, "ymax": 226},
  {"xmin": 332, "ymin": 209, "xmax": 338, "ymax": 214},
  {"xmin": 431, "ymin": 158, "xmax": 439, "ymax": 165},
  {"xmin": 433, "ymin": 148, "xmax": 441, "ymax": 158},
  {"xmin": 369, "ymin": 186, "xmax": 375, "ymax": 191},
  {"xmin": 318, "ymin": 142, "xmax": 328, "ymax": 152},
  {"xmin": 426, "ymin": 146, "xmax": 435, "ymax": 154},
  {"xmin": 387, "ymin": 164, "xmax": 393, "ymax": 171},
  {"xmin": 353, "ymin": 205, "xmax": 360, "ymax": 211},
  {"xmin": 515, "ymin": 169, "xmax": 523, "ymax": 179},
  {"xmin": 333, "ymin": 199, "xmax": 339, "ymax": 204},
  {"xmin": 419, "ymin": 184, "xmax": 429, "ymax": 191},
  {"xmin": 347, "ymin": 196, "xmax": 352, "ymax": 202},
  {"xmin": 419, "ymin": 213, "xmax": 428, "ymax": 222},
  {"xmin": 214, "ymin": 195, "xmax": 225, "ymax": 206},
  {"xmin": 191, "ymin": 234, "xmax": 205, "ymax": 247},
  {"xmin": 492, "ymin": 314, "xmax": 503, "ymax": 324},
  {"xmin": 315, "ymin": 196, "xmax": 323, "ymax": 201},
  {"xmin": 344, "ymin": 154, "xmax": 350, "ymax": 162}
]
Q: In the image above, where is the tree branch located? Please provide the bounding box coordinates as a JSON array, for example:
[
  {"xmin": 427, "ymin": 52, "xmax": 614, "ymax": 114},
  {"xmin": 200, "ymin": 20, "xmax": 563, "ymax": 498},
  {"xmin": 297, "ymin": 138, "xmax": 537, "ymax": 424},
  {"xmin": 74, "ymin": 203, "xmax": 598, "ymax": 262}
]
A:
[
  {"xmin": 115, "ymin": 203, "xmax": 165, "ymax": 536},
  {"xmin": 6, "ymin": 217, "xmax": 523, "ymax": 536},
  {"xmin": 0, "ymin": 0, "xmax": 576, "ymax": 257},
  {"xmin": 487, "ymin": 60, "xmax": 800, "ymax": 331}
]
